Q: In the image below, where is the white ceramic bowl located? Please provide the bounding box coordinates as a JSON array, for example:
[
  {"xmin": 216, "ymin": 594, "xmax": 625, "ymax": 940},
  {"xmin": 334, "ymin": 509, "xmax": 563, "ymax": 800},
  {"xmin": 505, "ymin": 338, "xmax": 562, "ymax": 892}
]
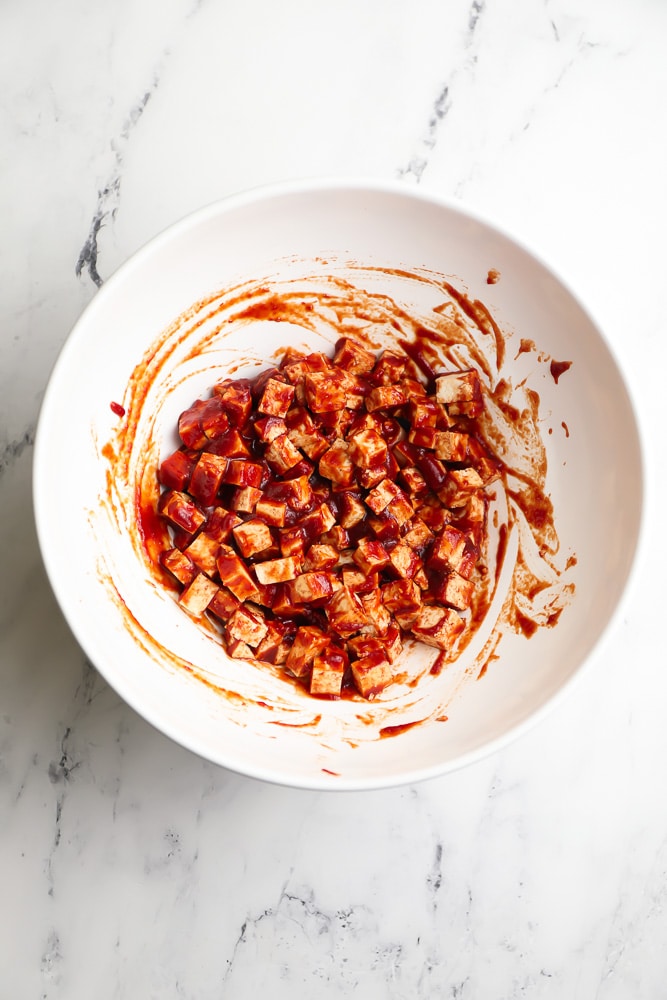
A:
[{"xmin": 33, "ymin": 180, "xmax": 644, "ymax": 789}]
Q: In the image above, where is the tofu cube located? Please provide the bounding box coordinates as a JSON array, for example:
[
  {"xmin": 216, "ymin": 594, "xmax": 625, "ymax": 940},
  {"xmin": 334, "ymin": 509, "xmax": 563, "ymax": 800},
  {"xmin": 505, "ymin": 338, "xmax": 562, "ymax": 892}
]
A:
[
  {"xmin": 365, "ymin": 478, "xmax": 403, "ymax": 514},
  {"xmin": 207, "ymin": 586, "xmax": 241, "ymax": 622},
  {"xmin": 257, "ymin": 377, "xmax": 295, "ymax": 418},
  {"xmin": 225, "ymin": 604, "xmax": 268, "ymax": 648},
  {"xmin": 333, "ymin": 337, "xmax": 376, "ymax": 375},
  {"xmin": 159, "ymin": 490, "xmax": 206, "ymax": 535},
  {"xmin": 359, "ymin": 588, "xmax": 392, "ymax": 636},
  {"xmin": 435, "ymin": 368, "xmax": 483, "ymax": 416},
  {"xmin": 408, "ymin": 425, "xmax": 438, "ymax": 450},
  {"xmin": 160, "ymin": 548, "xmax": 197, "ymax": 587},
  {"xmin": 255, "ymin": 621, "xmax": 293, "ymax": 665},
  {"xmin": 319, "ymin": 441, "xmax": 356, "ymax": 488},
  {"xmin": 264, "ymin": 433, "xmax": 303, "ymax": 474},
  {"xmin": 435, "ymin": 571, "xmax": 475, "ymax": 611},
  {"xmin": 281, "ymin": 474, "xmax": 314, "ymax": 512},
  {"xmin": 348, "ymin": 428, "xmax": 388, "ymax": 469},
  {"xmin": 338, "ymin": 492, "xmax": 367, "ymax": 530},
  {"xmin": 254, "ymin": 556, "xmax": 301, "ymax": 585},
  {"xmin": 304, "ymin": 370, "xmax": 349, "ymax": 412},
  {"xmin": 178, "ymin": 573, "xmax": 219, "ymax": 616},
  {"xmin": 279, "ymin": 526, "xmax": 306, "ymax": 560},
  {"xmin": 434, "ymin": 431, "xmax": 470, "ymax": 462},
  {"xmin": 299, "ymin": 503, "xmax": 336, "ymax": 542},
  {"xmin": 183, "ymin": 531, "xmax": 221, "ymax": 577},
  {"xmin": 381, "ymin": 579, "xmax": 422, "ymax": 627},
  {"xmin": 232, "ymin": 519, "xmax": 273, "ymax": 559},
  {"xmin": 402, "ymin": 518, "xmax": 434, "ymax": 552},
  {"xmin": 303, "ymin": 544, "xmax": 339, "ymax": 572},
  {"xmin": 350, "ymin": 649, "xmax": 393, "ymax": 698},
  {"xmin": 253, "ymin": 415, "xmax": 287, "ymax": 444},
  {"xmin": 213, "ymin": 380, "xmax": 252, "ymax": 426},
  {"xmin": 370, "ymin": 351, "xmax": 408, "ymax": 385},
  {"xmin": 310, "ymin": 646, "xmax": 347, "ymax": 698},
  {"xmin": 255, "ymin": 496, "xmax": 287, "ymax": 527},
  {"xmin": 230, "ymin": 486, "xmax": 263, "ymax": 514},
  {"xmin": 410, "ymin": 605, "xmax": 465, "ymax": 650},
  {"xmin": 159, "ymin": 449, "xmax": 196, "ymax": 492},
  {"xmin": 188, "ymin": 452, "xmax": 228, "ymax": 506},
  {"xmin": 365, "ymin": 384, "xmax": 408, "ymax": 412},
  {"xmin": 387, "ymin": 542, "xmax": 421, "ymax": 580},
  {"xmin": 226, "ymin": 637, "xmax": 254, "ymax": 659},
  {"xmin": 428, "ymin": 525, "xmax": 470, "ymax": 573},
  {"xmin": 285, "ymin": 626, "xmax": 330, "ymax": 678},
  {"xmin": 216, "ymin": 548, "xmax": 261, "ymax": 602},
  {"xmin": 386, "ymin": 494, "xmax": 414, "ymax": 527},
  {"xmin": 222, "ymin": 459, "xmax": 264, "ymax": 489},
  {"xmin": 352, "ymin": 538, "xmax": 390, "ymax": 575},
  {"xmin": 398, "ymin": 466, "xmax": 429, "ymax": 496},
  {"xmin": 291, "ymin": 572, "xmax": 334, "ymax": 603},
  {"xmin": 325, "ymin": 586, "xmax": 369, "ymax": 638}
]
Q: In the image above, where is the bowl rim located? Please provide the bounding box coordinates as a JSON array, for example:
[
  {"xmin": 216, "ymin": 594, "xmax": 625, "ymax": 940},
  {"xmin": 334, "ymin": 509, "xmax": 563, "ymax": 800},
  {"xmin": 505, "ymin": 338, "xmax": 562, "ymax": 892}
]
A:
[{"xmin": 32, "ymin": 176, "xmax": 649, "ymax": 790}]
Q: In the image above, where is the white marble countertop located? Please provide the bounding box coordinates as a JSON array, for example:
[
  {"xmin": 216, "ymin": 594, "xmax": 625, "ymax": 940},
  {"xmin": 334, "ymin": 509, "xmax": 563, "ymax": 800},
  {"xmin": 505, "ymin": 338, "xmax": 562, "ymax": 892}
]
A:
[{"xmin": 2, "ymin": 1, "xmax": 666, "ymax": 996}]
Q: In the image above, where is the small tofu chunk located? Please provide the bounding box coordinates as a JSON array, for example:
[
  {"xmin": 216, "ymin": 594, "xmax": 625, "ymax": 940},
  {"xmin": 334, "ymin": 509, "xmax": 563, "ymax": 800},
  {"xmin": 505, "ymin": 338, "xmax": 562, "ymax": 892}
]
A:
[
  {"xmin": 387, "ymin": 542, "xmax": 421, "ymax": 580},
  {"xmin": 348, "ymin": 428, "xmax": 388, "ymax": 469},
  {"xmin": 365, "ymin": 478, "xmax": 403, "ymax": 514},
  {"xmin": 207, "ymin": 586, "xmax": 241, "ymax": 622},
  {"xmin": 410, "ymin": 605, "xmax": 465, "ymax": 650},
  {"xmin": 225, "ymin": 604, "xmax": 268, "ymax": 648},
  {"xmin": 310, "ymin": 647, "xmax": 347, "ymax": 697},
  {"xmin": 381, "ymin": 579, "xmax": 422, "ymax": 627},
  {"xmin": 402, "ymin": 518, "xmax": 434, "ymax": 552},
  {"xmin": 229, "ymin": 486, "xmax": 263, "ymax": 514},
  {"xmin": 437, "ymin": 571, "xmax": 475, "ymax": 611},
  {"xmin": 160, "ymin": 548, "xmax": 197, "ymax": 587},
  {"xmin": 428, "ymin": 525, "xmax": 469, "ymax": 573},
  {"xmin": 338, "ymin": 492, "xmax": 367, "ymax": 530},
  {"xmin": 159, "ymin": 490, "xmax": 206, "ymax": 535},
  {"xmin": 253, "ymin": 415, "xmax": 287, "ymax": 444},
  {"xmin": 359, "ymin": 588, "xmax": 392, "ymax": 636},
  {"xmin": 285, "ymin": 626, "xmax": 330, "ymax": 678},
  {"xmin": 222, "ymin": 459, "xmax": 264, "ymax": 489},
  {"xmin": 352, "ymin": 538, "xmax": 390, "ymax": 575},
  {"xmin": 333, "ymin": 337, "xmax": 376, "ymax": 375},
  {"xmin": 435, "ymin": 368, "xmax": 483, "ymax": 416},
  {"xmin": 183, "ymin": 531, "xmax": 221, "ymax": 577},
  {"xmin": 291, "ymin": 572, "xmax": 334, "ymax": 603},
  {"xmin": 370, "ymin": 351, "xmax": 408, "ymax": 385},
  {"xmin": 319, "ymin": 440, "xmax": 356, "ymax": 488},
  {"xmin": 303, "ymin": 544, "xmax": 339, "ymax": 572},
  {"xmin": 434, "ymin": 431, "xmax": 470, "ymax": 462},
  {"xmin": 350, "ymin": 649, "xmax": 393, "ymax": 698},
  {"xmin": 257, "ymin": 378, "xmax": 295, "ymax": 418},
  {"xmin": 232, "ymin": 519, "xmax": 273, "ymax": 559},
  {"xmin": 255, "ymin": 496, "xmax": 287, "ymax": 527},
  {"xmin": 325, "ymin": 586, "xmax": 369, "ymax": 638},
  {"xmin": 188, "ymin": 452, "xmax": 228, "ymax": 506},
  {"xmin": 365, "ymin": 384, "xmax": 408, "ymax": 411},
  {"xmin": 178, "ymin": 573, "xmax": 219, "ymax": 616},
  {"xmin": 216, "ymin": 548, "xmax": 261, "ymax": 602},
  {"xmin": 304, "ymin": 370, "xmax": 349, "ymax": 412},
  {"xmin": 264, "ymin": 433, "xmax": 303, "ymax": 474},
  {"xmin": 254, "ymin": 556, "xmax": 301, "ymax": 585}
]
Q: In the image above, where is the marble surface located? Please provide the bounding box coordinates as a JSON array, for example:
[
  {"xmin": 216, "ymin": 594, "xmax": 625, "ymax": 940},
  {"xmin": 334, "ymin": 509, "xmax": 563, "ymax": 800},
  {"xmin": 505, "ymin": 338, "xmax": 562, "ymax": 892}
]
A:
[{"xmin": 1, "ymin": 0, "xmax": 666, "ymax": 995}]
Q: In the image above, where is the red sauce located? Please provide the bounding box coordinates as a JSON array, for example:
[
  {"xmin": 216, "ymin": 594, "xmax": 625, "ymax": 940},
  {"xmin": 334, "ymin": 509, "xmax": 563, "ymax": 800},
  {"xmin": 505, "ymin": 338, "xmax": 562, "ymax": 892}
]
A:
[
  {"xmin": 110, "ymin": 401, "xmax": 125, "ymax": 417},
  {"xmin": 380, "ymin": 718, "xmax": 426, "ymax": 738},
  {"xmin": 486, "ymin": 269, "xmax": 500, "ymax": 284},
  {"xmin": 550, "ymin": 360, "xmax": 572, "ymax": 384}
]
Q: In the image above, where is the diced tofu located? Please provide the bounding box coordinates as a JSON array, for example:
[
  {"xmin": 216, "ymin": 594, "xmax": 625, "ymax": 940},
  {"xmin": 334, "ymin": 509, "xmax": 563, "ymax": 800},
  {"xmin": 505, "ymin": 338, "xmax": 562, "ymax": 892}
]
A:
[
  {"xmin": 253, "ymin": 415, "xmax": 287, "ymax": 443},
  {"xmin": 159, "ymin": 490, "xmax": 206, "ymax": 535},
  {"xmin": 386, "ymin": 494, "xmax": 414, "ymax": 526},
  {"xmin": 304, "ymin": 370, "xmax": 349, "ymax": 412},
  {"xmin": 350, "ymin": 649, "xmax": 393, "ymax": 698},
  {"xmin": 333, "ymin": 337, "xmax": 376, "ymax": 375},
  {"xmin": 365, "ymin": 384, "xmax": 408, "ymax": 411},
  {"xmin": 338, "ymin": 492, "xmax": 367, "ymax": 530},
  {"xmin": 299, "ymin": 503, "xmax": 336, "ymax": 541},
  {"xmin": 387, "ymin": 542, "xmax": 421, "ymax": 580},
  {"xmin": 226, "ymin": 637, "xmax": 254, "ymax": 659},
  {"xmin": 319, "ymin": 440, "xmax": 356, "ymax": 488},
  {"xmin": 232, "ymin": 519, "xmax": 273, "ymax": 559},
  {"xmin": 222, "ymin": 459, "xmax": 264, "ymax": 488},
  {"xmin": 348, "ymin": 428, "xmax": 388, "ymax": 469},
  {"xmin": 325, "ymin": 587, "xmax": 368, "ymax": 638},
  {"xmin": 213, "ymin": 380, "xmax": 252, "ymax": 426},
  {"xmin": 216, "ymin": 548, "xmax": 261, "ymax": 602},
  {"xmin": 370, "ymin": 351, "xmax": 408, "ymax": 385},
  {"xmin": 257, "ymin": 377, "xmax": 295, "ymax": 418},
  {"xmin": 408, "ymin": 426, "xmax": 438, "ymax": 450},
  {"xmin": 279, "ymin": 525, "xmax": 306, "ymax": 560},
  {"xmin": 359, "ymin": 588, "xmax": 392, "ymax": 636},
  {"xmin": 381, "ymin": 579, "xmax": 422, "ymax": 627},
  {"xmin": 183, "ymin": 531, "xmax": 220, "ymax": 577},
  {"xmin": 303, "ymin": 544, "xmax": 339, "ymax": 572},
  {"xmin": 285, "ymin": 626, "xmax": 330, "ymax": 678},
  {"xmin": 310, "ymin": 646, "xmax": 347, "ymax": 697},
  {"xmin": 207, "ymin": 586, "xmax": 241, "ymax": 622},
  {"xmin": 365, "ymin": 478, "xmax": 403, "ymax": 514},
  {"xmin": 291, "ymin": 572, "xmax": 334, "ymax": 603},
  {"xmin": 352, "ymin": 537, "xmax": 390, "ymax": 575},
  {"xmin": 342, "ymin": 568, "xmax": 378, "ymax": 594},
  {"xmin": 434, "ymin": 431, "xmax": 470, "ymax": 462},
  {"xmin": 254, "ymin": 556, "xmax": 301, "ymax": 585},
  {"xmin": 398, "ymin": 466, "xmax": 429, "ymax": 496},
  {"xmin": 402, "ymin": 518, "xmax": 434, "ymax": 551},
  {"xmin": 255, "ymin": 621, "xmax": 293, "ymax": 664},
  {"xmin": 264, "ymin": 433, "xmax": 303, "ymax": 474},
  {"xmin": 410, "ymin": 605, "xmax": 465, "ymax": 650},
  {"xmin": 178, "ymin": 398, "xmax": 210, "ymax": 449},
  {"xmin": 160, "ymin": 547, "xmax": 197, "ymax": 587},
  {"xmin": 225, "ymin": 604, "xmax": 268, "ymax": 648},
  {"xmin": 229, "ymin": 486, "xmax": 263, "ymax": 514},
  {"xmin": 436, "ymin": 571, "xmax": 475, "ymax": 611},
  {"xmin": 255, "ymin": 496, "xmax": 287, "ymax": 527},
  {"xmin": 438, "ymin": 468, "xmax": 485, "ymax": 507},
  {"xmin": 207, "ymin": 427, "xmax": 251, "ymax": 458},
  {"xmin": 178, "ymin": 573, "xmax": 219, "ymax": 616},
  {"xmin": 281, "ymin": 474, "xmax": 314, "ymax": 512},
  {"xmin": 428, "ymin": 525, "xmax": 470, "ymax": 573},
  {"xmin": 159, "ymin": 449, "xmax": 196, "ymax": 492},
  {"xmin": 435, "ymin": 368, "xmax": 483, "ymax": 416}
]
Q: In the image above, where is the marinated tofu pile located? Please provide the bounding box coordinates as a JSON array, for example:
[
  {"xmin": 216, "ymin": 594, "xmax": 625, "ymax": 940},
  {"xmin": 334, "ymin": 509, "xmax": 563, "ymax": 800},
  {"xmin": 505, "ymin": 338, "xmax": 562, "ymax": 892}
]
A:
[{"xmin": 156, "ymin": 337, "xmax": 500, "ymax": 698}]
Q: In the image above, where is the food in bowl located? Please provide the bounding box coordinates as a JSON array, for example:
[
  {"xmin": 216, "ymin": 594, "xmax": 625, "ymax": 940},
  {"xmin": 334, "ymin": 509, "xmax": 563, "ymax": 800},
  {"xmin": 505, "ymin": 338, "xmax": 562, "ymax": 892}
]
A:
[
  {"xmin": 34, "ymin": 182, "xmax": 643, "ymax": 788},
  {"xmin": 153, "ymin": 336, "xmax": 502, "ymax": 700}
]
